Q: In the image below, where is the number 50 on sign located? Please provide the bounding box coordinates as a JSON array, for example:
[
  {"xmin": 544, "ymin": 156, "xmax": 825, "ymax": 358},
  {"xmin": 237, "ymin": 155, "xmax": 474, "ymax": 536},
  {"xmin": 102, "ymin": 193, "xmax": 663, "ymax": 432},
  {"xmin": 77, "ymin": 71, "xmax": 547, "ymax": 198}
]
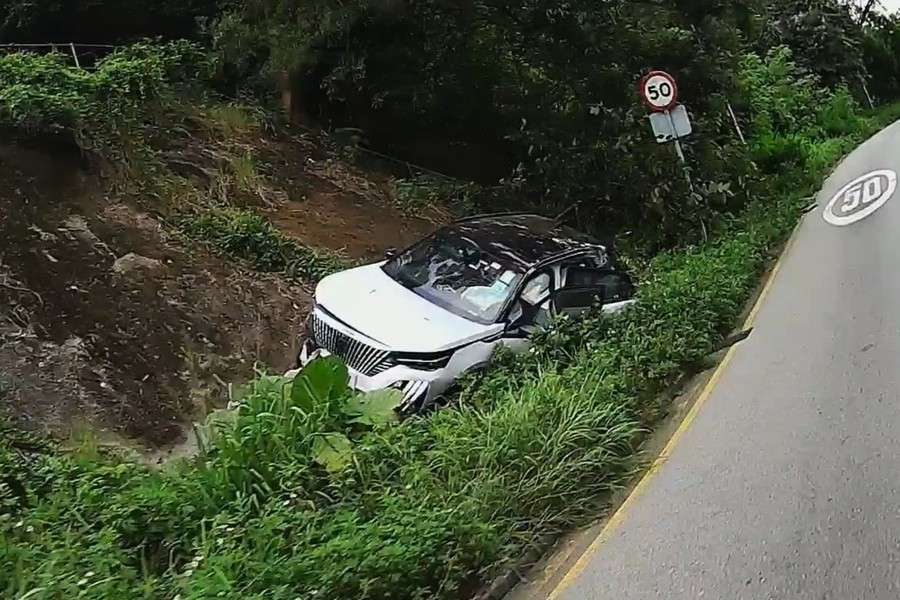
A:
[{"xmin": 639, "ymin": 70, "xmax": 678, "ymax": 112}]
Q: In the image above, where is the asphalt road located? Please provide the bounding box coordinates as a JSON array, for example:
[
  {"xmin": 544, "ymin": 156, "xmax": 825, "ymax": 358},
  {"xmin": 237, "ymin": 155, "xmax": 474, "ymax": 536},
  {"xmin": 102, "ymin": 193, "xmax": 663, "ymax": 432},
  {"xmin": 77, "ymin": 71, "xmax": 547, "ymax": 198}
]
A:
[{"xmin": 552, "ymin": 120, "xmax": 900, "ymax": 600}]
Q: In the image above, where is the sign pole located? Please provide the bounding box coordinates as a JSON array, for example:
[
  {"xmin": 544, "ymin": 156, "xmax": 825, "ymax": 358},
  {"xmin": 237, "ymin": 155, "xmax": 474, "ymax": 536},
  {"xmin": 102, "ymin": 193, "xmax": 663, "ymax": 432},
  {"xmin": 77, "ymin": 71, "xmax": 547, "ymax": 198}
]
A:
[
  {"xmin": 666, "ymin": 109, "xmax": 705, "ymax": 239},
  {"xmin": 640, "ymin": 70, "xmax": 705, "ymax": 239},
  {"xmin": 69, "ymin": 43, "xmax": 81, "ymax": 69},
  {"xmin": 666, "ymin": 109, "xmax": 694, "ymax": 194}
]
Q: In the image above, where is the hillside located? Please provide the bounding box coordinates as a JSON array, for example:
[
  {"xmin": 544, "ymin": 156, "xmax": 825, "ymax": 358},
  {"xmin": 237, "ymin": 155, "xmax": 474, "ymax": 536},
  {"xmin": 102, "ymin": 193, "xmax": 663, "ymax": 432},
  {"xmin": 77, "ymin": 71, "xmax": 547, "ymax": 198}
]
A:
[{"xmin": 0, "ymin": 122, "xmax": 440, "ymax": 453}]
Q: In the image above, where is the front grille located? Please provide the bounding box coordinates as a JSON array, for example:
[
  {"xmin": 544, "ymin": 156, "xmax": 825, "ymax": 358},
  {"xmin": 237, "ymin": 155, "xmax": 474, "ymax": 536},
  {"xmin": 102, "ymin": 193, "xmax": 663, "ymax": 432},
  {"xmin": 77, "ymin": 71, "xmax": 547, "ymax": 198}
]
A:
[{"xmin": 310, "ymin": 312, "xmax": 391, "ymax": 377}]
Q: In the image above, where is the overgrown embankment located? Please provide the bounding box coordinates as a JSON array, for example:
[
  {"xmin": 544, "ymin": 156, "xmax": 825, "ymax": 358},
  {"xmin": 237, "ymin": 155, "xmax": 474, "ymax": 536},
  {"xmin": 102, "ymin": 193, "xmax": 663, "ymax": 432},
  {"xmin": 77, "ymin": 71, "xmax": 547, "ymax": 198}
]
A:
[
  {"xmin": 2, "ymin": 39, "xmax": 899, "ymax": 599},
  {"xmin": 0, "ymin": 44, "xmax": 439, "ymax": 448}
]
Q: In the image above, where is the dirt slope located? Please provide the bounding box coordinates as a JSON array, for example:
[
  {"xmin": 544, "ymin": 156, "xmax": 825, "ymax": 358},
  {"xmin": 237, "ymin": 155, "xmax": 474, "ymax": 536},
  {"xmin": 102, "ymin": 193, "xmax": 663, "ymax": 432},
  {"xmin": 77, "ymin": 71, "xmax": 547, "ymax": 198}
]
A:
[
  {"xmin": 0, "ymin": 135, "xmax": 439, "ymax": 451},
  {"xmin": 258, "ymin": 135, "xmax": 441, "ymax": 259},
  {"xmin": 0, "ymin": 141, "xmax": 311, "ymax": 447}
]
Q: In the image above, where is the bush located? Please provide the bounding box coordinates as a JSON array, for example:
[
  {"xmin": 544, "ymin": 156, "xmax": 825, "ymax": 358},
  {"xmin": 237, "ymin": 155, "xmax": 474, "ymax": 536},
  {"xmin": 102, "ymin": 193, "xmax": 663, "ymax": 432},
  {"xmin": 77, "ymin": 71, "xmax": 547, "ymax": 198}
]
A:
[
  {"xmin": 863, "ymin": 14, "xmax": 900, "ymax": 102},
  {"xmin": 816, "ymin": 87, "xmax": 865, "ymax": 137},
  {"xmin": 0, "ymin": 41, "xmax": 210, "ymax": 154},
  {"xmin": 738, "ymin": 47, "xmax": 866, "ymax": 172},
  {"xmin": 391, "ymin": 174, "xmax": 478, "ymax": 217},
  {"xmin": 737, "ymin": 47, "xmax": 821, "ymax": 139}
]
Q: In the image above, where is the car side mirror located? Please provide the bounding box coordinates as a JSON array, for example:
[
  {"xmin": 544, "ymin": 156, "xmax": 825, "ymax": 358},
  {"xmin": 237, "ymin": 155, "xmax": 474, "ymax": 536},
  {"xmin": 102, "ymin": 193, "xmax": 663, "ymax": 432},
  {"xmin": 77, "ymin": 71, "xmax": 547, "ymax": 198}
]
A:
[
  {"xmin": 384, "ymin": 247, "xmax": 398, "ymax": 260},
  {"xmin": 551, "ymin": 287, "xmax": 604, "ymax": 317}
]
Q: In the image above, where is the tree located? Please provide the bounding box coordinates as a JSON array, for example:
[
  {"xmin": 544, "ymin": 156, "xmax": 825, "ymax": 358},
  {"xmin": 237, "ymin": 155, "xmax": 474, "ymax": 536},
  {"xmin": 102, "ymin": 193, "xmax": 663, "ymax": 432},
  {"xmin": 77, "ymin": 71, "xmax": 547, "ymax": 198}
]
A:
[
  {"xmin": 862, "ymin": 13, "xmax": 900, "ymax": 101},
  {"xmin": 0, "ymin": 0, "xmax": 220, "ymax": 43},
  {"xmin": 761, "ymin": 0, "xmax": 866, "ymax": 88}
]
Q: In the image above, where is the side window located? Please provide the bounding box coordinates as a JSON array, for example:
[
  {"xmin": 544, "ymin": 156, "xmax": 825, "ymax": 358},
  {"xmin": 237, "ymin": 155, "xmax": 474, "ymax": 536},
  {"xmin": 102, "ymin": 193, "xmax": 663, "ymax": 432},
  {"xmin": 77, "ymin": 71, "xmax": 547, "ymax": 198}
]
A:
[
  {"xmin": 561, "ymin": 265, "xmax": 634, "ymax": 303},
  {"xmin": 595, "ymin": 272, "xmax": 634, "ymax": 303},
  {"xmin": 521, "ymin": 272, "xmax": 551, "ymax": 305},
  {"xmin": 507, "ymin": 270, "xmax": 553, "ymax": 330},
  {"xmin": 559, "ymin": 255, "xmax": 605, "ymax": 281}
]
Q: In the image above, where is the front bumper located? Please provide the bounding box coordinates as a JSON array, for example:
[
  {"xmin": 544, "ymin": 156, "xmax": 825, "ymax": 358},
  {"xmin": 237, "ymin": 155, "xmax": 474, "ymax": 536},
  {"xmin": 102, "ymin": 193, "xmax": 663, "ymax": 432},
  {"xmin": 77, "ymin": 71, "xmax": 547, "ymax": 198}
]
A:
[{"xmin": 298, "ymin": 340, "xmax": 448, "ymax": 411}]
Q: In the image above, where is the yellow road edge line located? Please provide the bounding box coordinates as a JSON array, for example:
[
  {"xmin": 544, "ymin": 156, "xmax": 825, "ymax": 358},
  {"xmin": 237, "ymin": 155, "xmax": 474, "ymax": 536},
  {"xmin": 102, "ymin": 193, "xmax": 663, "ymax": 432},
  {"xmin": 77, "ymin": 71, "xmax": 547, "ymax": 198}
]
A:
[{"xmin": 546, "ymin": 223, "xmax": 801, "ymax": 600}]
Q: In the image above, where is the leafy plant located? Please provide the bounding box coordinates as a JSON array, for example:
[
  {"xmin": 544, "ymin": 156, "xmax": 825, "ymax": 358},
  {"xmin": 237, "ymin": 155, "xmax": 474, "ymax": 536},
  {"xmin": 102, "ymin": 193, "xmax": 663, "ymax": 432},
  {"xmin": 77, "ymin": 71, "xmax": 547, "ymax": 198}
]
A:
[
  {"xmin": 816, "ymin": 86, "xmax": 865, "ymax": 136},
  {"xmin": 344, "ymin": 389, "xmax": 405, "ymax": 426},
  {"xmin": 737, "ymin": 47, "xmax": 866, "ymax": 174},
  {"xmin": 199, "ymin": 103, "xmax": 263, "ymax": 138},
  {"xmin": 761, "ymin": 0, "xmax": 866, "ymax": 89},
  {"xmin": 196, "ymin": 357, "xmax": 403, "ymax": 481},
  {"xmin": 737, "ymin": 46, "xmax": 821, "ymax": 139}
]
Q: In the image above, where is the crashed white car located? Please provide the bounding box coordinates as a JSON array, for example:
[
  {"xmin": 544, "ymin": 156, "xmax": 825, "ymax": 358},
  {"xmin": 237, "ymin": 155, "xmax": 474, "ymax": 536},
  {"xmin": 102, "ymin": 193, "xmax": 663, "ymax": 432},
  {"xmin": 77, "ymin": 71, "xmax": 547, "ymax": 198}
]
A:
[{"xmin": 298, "ymin": 213, "xmax": 635, "ymax": 412}]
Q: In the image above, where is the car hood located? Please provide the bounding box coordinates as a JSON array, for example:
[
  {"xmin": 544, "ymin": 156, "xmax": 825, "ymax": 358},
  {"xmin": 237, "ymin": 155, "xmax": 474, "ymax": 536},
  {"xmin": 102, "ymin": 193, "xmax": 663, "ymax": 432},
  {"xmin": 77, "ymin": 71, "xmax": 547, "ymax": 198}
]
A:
[{"xmin": 315, "ymin": 263, "xmax": 499, "ymax": 352}]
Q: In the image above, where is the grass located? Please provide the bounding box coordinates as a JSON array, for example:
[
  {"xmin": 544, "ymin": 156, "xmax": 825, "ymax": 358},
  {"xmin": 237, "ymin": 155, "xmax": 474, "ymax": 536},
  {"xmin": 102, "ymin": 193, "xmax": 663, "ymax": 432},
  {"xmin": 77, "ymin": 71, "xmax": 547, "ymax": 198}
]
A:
[
  {"xmin": 226, "ymin": 151, "xmax": 260, "ymax": 194},
  {"xmin": 198, "ymin": 103, "xmax": 263, "ymax": 139},
  {"xmin": 179, "ymin": 207, "xmax": 348, "ymax": 280}
]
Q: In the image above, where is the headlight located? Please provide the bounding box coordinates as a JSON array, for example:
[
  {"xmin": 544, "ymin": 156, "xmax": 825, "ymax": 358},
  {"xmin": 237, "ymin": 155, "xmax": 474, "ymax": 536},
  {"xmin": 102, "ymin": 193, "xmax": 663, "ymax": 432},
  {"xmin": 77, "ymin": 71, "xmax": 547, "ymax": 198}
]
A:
[{"xmin": 390, "ymin": 350, "xmax": 453, "ymax": 371}]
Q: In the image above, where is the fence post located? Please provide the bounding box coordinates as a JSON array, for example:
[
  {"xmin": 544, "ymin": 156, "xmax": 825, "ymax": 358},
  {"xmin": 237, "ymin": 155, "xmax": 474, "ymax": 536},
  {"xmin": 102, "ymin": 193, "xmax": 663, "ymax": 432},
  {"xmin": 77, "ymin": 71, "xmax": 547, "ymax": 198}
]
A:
[
  {"xmin": 858, "ymin": 73, "xmax": 875, "ymax": 109},
  {"xmin": 726, "ymin": 101, "xmax": 747, "ymax": 145},
  {"xmin": 69, "ymin": 43, "xmax": 81, "ymax": 69}
]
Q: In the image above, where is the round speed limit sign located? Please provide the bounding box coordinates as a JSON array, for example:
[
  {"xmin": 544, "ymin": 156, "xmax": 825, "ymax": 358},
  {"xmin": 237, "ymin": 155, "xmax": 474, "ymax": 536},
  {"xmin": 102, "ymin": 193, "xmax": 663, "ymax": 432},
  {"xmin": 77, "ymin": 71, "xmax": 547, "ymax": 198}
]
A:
[{"xmin": 639, "ymin": 70, "xmax": 678, "ymax": 112}]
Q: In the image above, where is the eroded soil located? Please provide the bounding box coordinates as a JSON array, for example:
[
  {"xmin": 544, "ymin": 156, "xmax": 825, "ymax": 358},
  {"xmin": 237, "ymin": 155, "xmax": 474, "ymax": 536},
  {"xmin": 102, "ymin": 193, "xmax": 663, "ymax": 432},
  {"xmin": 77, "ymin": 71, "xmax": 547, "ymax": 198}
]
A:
[
  {"xmin": 261, "ymin": 137, "xmax": 440, "ymax": 259},
  {"xmin": 0, "ymin": 128, "xmax": 448, "ymax": 452},
  {"xmin": 0, "ymin": 141, "xmax": 309, "ymax": 448}
]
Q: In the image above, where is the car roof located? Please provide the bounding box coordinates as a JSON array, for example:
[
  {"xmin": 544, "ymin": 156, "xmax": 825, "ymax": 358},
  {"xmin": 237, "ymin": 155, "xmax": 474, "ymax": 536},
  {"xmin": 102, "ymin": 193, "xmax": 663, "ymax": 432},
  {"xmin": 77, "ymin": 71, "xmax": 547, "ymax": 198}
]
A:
[{"xmin": 445, "ymin": 213, "xmax": 611, "ymax": 269}]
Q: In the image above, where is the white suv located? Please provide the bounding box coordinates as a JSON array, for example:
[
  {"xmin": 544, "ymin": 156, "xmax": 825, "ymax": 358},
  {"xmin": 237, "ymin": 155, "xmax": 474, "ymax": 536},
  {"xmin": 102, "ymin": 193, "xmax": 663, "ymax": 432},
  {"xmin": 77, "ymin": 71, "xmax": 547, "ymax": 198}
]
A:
[{"xmin": 298, "ymin": 213, "xmax": 635, "ymax": 412}]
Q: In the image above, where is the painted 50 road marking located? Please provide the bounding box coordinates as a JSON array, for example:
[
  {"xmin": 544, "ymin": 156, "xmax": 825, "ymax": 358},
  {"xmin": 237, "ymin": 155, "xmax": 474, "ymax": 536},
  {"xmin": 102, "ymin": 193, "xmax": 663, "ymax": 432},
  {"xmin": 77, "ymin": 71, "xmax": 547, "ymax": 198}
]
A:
[{"xmin": 823, "ymin": 169, "xmax": 897, "ymax": 226}]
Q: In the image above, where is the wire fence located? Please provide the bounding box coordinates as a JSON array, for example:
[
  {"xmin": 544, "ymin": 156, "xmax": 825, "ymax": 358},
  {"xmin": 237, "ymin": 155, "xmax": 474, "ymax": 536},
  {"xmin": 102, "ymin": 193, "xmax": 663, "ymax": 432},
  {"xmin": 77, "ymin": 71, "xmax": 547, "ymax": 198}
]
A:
[
  {"xmin": 0, "ymin": 43, "xmax": 117, "ymax": 69},
  {"xmin": 355, "ymin": 145, "xmax": 463, "ymax": 183}
]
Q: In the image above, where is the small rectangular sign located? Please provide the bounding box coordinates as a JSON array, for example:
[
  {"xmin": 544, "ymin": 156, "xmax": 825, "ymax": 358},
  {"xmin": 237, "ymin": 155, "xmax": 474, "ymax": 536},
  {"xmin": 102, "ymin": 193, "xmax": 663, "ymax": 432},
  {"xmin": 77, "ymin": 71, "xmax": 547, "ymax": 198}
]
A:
[{"xmin": 649, "ymin": 104, "xmax": 692, "ymax": 143}]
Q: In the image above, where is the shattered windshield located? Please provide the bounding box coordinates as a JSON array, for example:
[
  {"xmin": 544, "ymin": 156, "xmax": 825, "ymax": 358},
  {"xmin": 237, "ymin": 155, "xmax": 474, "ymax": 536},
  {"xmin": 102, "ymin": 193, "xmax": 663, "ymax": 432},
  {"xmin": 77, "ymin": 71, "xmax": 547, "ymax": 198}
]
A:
[{"xmin": 382, "ymin": 233, "xmax": 524, "ymax": 324}]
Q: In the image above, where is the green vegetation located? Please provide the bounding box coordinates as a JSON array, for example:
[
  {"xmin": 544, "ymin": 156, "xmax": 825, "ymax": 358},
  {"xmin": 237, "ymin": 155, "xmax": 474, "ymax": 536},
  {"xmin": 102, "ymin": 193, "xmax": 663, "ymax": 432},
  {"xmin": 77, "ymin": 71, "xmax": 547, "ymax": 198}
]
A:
[
  {"xmin": 0, "ymin": 42, "xmax": 209, "ymax": 153},
  {"xmin": 180, "ymin": 208, "xmax": 347, "ymax": 280},
  {"xmin": 199, "ymin": 103, "xmax": 264, "ymax": 139},
  {"xmin": 0, "ymin": 42, "xmax": 342, "ymax": 284},
  {"xmin": 864, "ymin": 12, "xmax": 900, "ymax": 101},
  {"xmin": 227, "ymin": 151, "xmax": 260, "ymax": 192},
  {"xmin": 391, "ymin": 174, "xmax": 479, "ymax": 217},
  {"xmin": 3, "ymin": 1, "xmax": 900, "ymax": 599},
  {"xmin": 3, "ymin": 1, "xmax": 900, "ymax": 249}
]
